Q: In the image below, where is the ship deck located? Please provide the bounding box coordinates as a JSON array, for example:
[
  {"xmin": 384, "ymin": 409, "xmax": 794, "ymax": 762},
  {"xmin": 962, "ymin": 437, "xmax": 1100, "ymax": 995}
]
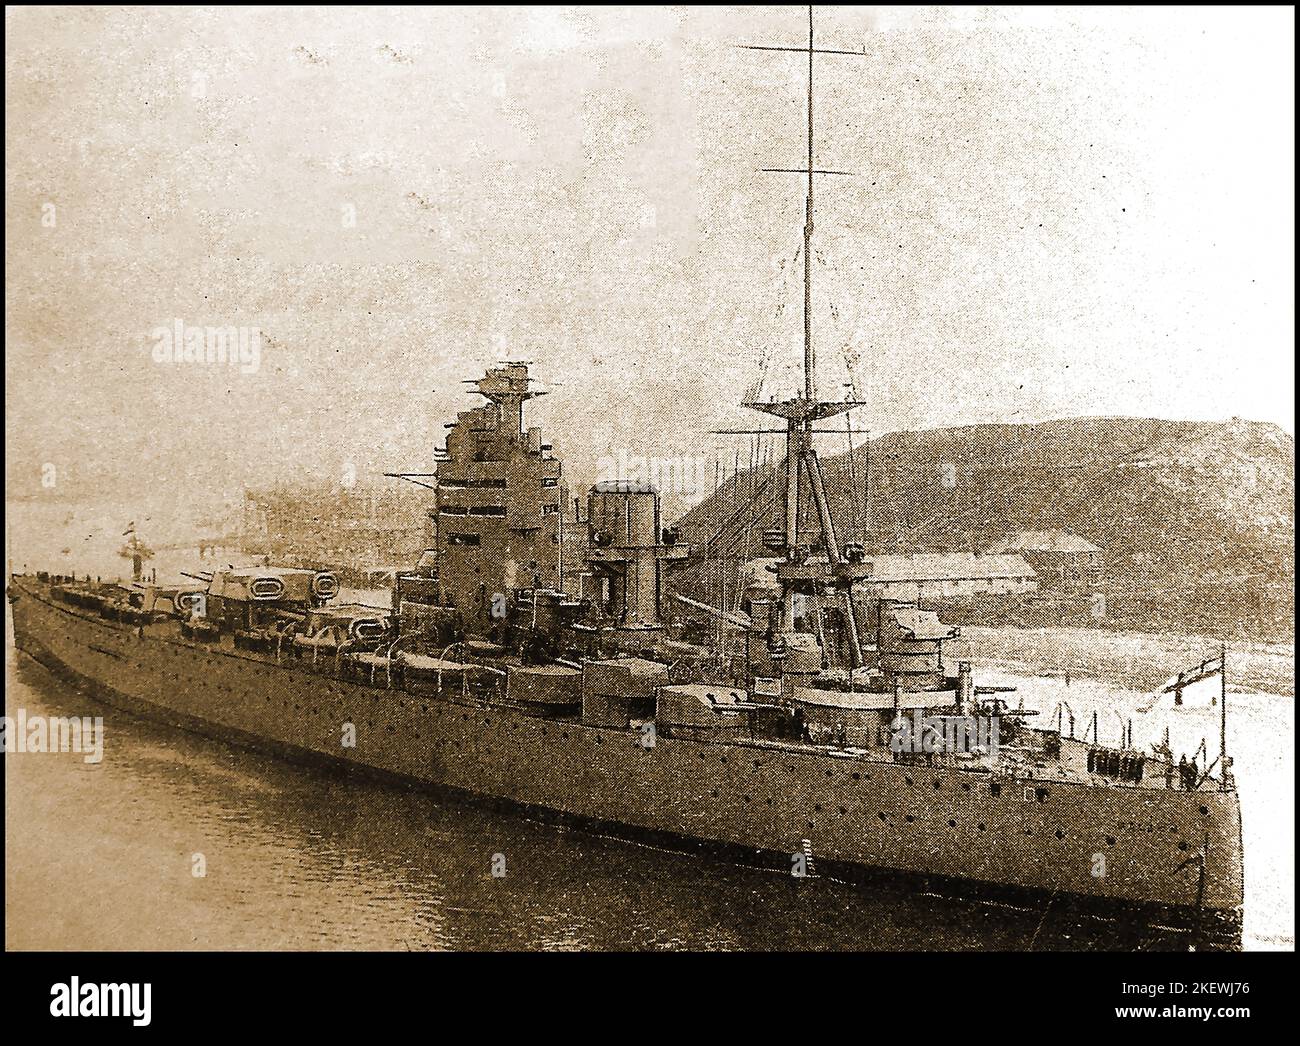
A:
[{"xmin": 22, "ymin": 576, "xmax": 1227, "ymax": 794}]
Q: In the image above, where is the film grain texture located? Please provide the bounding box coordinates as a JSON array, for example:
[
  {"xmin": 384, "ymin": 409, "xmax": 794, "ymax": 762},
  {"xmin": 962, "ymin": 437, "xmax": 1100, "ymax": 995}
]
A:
[{"xmin": 4, "ymin": 5, "xmax": 1294, "ymax": 954}]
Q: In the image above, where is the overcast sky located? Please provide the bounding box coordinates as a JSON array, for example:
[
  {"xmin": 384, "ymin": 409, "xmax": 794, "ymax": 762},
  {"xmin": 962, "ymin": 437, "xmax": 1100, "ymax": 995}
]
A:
[{"xmin": 6, "ymin": 5, "xmax": 1294, "ymax": 519}]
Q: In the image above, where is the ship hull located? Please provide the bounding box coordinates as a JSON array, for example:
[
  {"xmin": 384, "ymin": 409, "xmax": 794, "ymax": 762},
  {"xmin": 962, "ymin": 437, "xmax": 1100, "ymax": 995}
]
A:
[{"xmin": 8, "ymin": 577, "xmax": 1244, "ymax": 924}]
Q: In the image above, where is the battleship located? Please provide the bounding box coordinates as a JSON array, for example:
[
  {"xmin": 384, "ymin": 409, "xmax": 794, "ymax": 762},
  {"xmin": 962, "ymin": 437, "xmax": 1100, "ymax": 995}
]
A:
[{"xmin": 6, "ymin": 8, "xmax": 1245, "ymax": 943}]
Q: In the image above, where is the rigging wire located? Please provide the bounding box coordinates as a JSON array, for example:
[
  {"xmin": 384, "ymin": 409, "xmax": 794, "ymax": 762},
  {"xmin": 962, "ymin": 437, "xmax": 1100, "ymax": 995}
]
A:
[
  {"xmin": 750, "ymin": 235, "xmax": 805, "ymax": 403},
  {"xmin": 844, "ymin": 405, "xmax": 861, "ymax": 547}
]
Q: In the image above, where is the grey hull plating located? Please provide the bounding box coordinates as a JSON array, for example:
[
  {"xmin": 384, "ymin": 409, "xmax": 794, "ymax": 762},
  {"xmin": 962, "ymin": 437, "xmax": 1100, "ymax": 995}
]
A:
[{"xmin": 9, "ymin": 577, "xmax": 1244, "ymax": 914}]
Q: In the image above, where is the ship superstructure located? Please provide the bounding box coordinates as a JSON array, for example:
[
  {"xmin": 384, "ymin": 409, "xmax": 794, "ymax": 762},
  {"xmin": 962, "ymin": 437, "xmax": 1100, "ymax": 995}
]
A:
[{"xmin": 431, "ymin": 364, "xmax": 565, "ymax": 619}]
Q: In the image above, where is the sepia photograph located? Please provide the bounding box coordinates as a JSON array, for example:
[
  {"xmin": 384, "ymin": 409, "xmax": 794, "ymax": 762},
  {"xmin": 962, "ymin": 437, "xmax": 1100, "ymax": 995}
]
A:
[{"xmin": 3, "ymin": 2, "xmax": 1294, "ymax": 1007}]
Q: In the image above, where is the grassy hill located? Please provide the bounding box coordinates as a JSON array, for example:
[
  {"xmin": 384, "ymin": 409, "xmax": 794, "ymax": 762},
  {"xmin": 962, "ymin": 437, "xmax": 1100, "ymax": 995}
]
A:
[{"xmin": 675, "ymin": 417, "xmax": 1294, "ymax": 642}]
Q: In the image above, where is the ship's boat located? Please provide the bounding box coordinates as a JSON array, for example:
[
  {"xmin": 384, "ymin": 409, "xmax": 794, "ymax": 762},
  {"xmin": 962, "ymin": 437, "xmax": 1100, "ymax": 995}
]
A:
[
  {"xmin": 507, "ymin": 664, "xmax": 583, "ymax": 710},
  {"xmin": 129, "ymin": 582, "xmax": 207, "ymax": 622}
]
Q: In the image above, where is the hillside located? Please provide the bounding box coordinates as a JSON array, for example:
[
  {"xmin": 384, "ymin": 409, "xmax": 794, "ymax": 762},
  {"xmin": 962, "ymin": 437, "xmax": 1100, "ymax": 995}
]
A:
[{"xmin": 674, "ymin": 417, "xmax": 1295, "ymax": 642}]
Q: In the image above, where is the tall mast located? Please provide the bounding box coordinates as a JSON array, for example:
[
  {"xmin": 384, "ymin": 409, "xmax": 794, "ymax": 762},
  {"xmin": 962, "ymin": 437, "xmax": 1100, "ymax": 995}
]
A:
[
  {"xmin": 804, "ymin": 5, "xmax": 815, "ymax": 402},
  {"xmin": 732, "ymin": 7, "xmax": 871, "ymax": 650},
  {"xmin": 741, "ymin": 4, "xmax": 863, "ymax": 417}
]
